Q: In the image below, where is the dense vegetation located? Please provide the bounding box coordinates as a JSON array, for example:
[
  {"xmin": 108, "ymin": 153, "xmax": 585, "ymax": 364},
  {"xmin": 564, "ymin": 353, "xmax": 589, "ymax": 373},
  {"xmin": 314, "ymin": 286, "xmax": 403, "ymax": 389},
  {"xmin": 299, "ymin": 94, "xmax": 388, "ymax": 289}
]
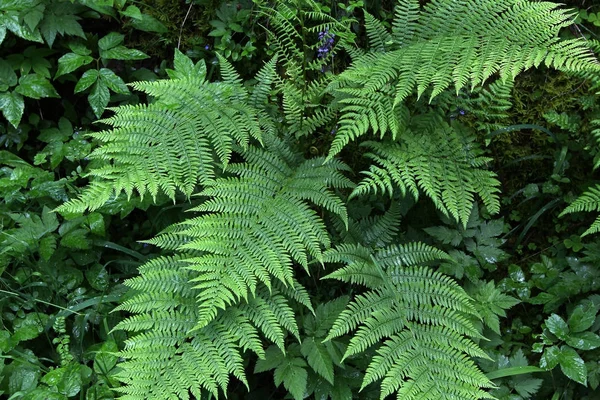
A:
[{"xmin": 2, "ymin": 0, "xmax": 600, "ymax": 399}]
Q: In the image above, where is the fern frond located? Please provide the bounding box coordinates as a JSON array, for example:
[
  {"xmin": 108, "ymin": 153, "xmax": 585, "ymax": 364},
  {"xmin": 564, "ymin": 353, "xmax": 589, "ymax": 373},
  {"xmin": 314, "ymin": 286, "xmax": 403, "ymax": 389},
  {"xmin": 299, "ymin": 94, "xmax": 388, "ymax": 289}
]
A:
[
  {"xmin": 326, "ymin": 0, "xmax": 600, "ymax": 158},
  {"xmin": 57, "ymin": 74, "xmax": 265, "ymax": 214},
  {"xmin": 324, "ymin": 244, "xmax": 492, "ymax": 400},
  {"xmin": 145, "ymin": 138, "xmax": 352, "ymax": 329},
  {"xmin": 364, "ymin": 11, "xmax": 392, "ymax": 52},
  {"xmin": 332, "ymin": 201, "xmax": 402, "ymax": 247},
  {"xmin": 114, "ymin": 254, "xmax": 300, "ymax": 398},
  {"xmin": 391, "ymin": 0, "xmax": 420, "ymax": 47},
  {"xmin": 560, "ymin": 184, "xmax": 600, "ymax": 236},
  {"xmin": 352, "ymin": 121, "xmax": 500, "ymax": 227}
]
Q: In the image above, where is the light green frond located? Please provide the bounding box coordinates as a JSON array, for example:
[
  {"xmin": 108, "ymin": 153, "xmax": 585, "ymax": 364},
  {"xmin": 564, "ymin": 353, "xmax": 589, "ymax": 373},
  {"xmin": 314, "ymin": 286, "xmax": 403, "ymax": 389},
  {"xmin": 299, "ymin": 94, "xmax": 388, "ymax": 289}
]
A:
[
  {"xmin": 560, "ymin": 184, "xmax": 600, "ymax": 236},
  {"xmin": 57, "ymin": 73, "xmax": 265, "ymax": 215},
  {"xmin": 325, "ymin": 244, "xmax": 491, "ymax": 399},
  {"xmin": 326, "ymin": 0, "xmax": 600, "ymax": 158},
  {"xmin": 391, "ymin": 0, "xmax": 419, "ymax": 47},
  {"xmin": 143, "ymin": 140, "xmax": 349, "ymax": 329},
  {"xmin": 364, "ymin": 10, "xmax": 392, "ymax": 52},
  {"xmin": 352, "ymin": 121, "xmax": 501, "ymax": 227}
]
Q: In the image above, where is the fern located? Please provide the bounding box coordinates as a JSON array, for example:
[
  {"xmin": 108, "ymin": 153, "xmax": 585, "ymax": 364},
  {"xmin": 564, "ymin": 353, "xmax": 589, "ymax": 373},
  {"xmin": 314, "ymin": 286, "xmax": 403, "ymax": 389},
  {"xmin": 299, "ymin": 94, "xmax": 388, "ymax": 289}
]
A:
[
  {"xmin": 259, "ymin": 0, "xmax": 355, "ymax": 138},
  {"xmin": 322, "ymin": 243, "xmax": 494, "ymax": 400},
  {"xmin": 352, "ymin": 117, "xmax": 501, "ymax": 227},
  {"xmin": 113, "ymin": 135, "xmax": 353, "ymax": 398},
  {"xmin": 560, "ymin": 185, "xmax": 600, "ymax": 236},
  {"xmin": 57, "ymin": 56, "xmax": 267, "ymax": 214},
  {"xmin": 326, "ymin": 0, "xmax": 600, "ymax": 158}
]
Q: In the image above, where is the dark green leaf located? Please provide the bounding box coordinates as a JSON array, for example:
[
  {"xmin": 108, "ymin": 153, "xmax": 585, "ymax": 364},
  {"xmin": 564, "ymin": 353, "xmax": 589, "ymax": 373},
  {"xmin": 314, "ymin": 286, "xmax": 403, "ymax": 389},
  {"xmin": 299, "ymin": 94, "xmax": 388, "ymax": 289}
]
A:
[
  {"xmin": 88, "ymin": 80, "xmax": 110, "ymax": 118},
  {"xmin": 0, "ymin": 91, "xmax": 24, "ymax": 127},
  {"xmin": 99, "ymin": 68, "xmax": 129, "ymax": 94},
  {"xmin": 12, "ymin": 312, "xmax": 49, "ymax": 343},
  {"xmin": 120, "ymin": 5, "xmax": 142, "ymax": 20},
  {"xmin": 23, "ymin": 3, "xmax": 45, "ymax": 31},
  {"xmin": 15, "ymin": 74, "xmax": 59, "ymax": 99},
  {"xmin": 558, "ymin": 346, "xmax": 587, "ymax": 385},
  {"xmin": 301, "ymin": 337, "xmax": 334, "ymax": 384},
  {"xmin": 74, "ymin": 69, "xmax": 99, "ymax": 93},
  {"xmin": 130, "ymin": 13, "xmax": 167, "ymax": 33},
  {"xmin": 94, "ymin": 340, "xmax": 119, "ymax": 374},
  {"xmin": 98, "ymin": 32, "xmax": 124, "ymax": 51},
  {"xmin": 274, "ymin": 357, "xmax": 308, "ymax": 400},
  {"xmin": 100, "ymin": 46, "xmax": 148, "ymax": 61},
  {"xmin": 566, "ymin": 331, "xmax": 600, "ymax": 350},
  {"xmin": 61, "ymin": 228, "xmax": 90, "ymax": 249},
  {"xmin": 55, "ymin": 53, "xmax": 94, "ymax": 78},
  {"xmin": 540, "ymin": 345, "xmax": 560, "ymax": 369},
  {"xmin": 255, "ymin": 346, "xmax": 285, "ymax": 373},
  {"xmin": 39, "ymin": 9, "xmax": 85, "ymax": 47},
  {"xmin": 39, "ymin": 235, "xmax": 57, "ymax": 261},
  {"xmin": 546, "ymin": 314, "xmax": 569, "ymax": 340},
  {"xmin": 0, "ymin": 59, "xmax": 18, "ymax": 90},
  {"xmin": 568, "ymin": 303, "xmax": 598, "ymax": 333},
  {"xmin": 86, "ymin": 263, "xmax": 109, "ymax": 290}
]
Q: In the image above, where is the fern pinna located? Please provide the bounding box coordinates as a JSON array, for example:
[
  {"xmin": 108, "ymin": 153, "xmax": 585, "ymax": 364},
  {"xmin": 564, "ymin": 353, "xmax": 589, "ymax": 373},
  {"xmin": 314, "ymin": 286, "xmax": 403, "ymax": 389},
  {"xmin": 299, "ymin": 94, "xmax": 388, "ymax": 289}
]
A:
[{"xmin": 55, "ymin": 0, "xmax": 600, "ymax": 399}]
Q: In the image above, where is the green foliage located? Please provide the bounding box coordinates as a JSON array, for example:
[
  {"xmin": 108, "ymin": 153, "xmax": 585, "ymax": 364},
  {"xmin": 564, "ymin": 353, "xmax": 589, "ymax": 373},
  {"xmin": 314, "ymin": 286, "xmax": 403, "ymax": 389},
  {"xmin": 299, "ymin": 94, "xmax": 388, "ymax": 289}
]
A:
[
  {"xmin": 560, "ymin": 185, "xmax": 600, "ymax": 236},
  {"xmin": 3, "ymin": 0, "xmax": 600, "ymax": 399},
  {"xmin": 353, "ymin": 118, "xmax": 501, "ymax": 227},
  {"xmin": 57, "ymin": 52, "xmax": 266, "ymax": 214},
  {"xmin": 326, "ymin": 0, "xmax": 600, "ymax": 159}
]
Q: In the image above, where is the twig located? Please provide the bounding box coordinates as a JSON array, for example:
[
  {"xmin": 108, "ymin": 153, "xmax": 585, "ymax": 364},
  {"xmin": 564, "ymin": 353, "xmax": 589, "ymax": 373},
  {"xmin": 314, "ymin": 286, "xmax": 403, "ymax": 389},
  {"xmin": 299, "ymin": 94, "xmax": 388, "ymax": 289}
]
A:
[{"xmin": 178, "ymin": 2, "xmax": 194, "ymax": 50}]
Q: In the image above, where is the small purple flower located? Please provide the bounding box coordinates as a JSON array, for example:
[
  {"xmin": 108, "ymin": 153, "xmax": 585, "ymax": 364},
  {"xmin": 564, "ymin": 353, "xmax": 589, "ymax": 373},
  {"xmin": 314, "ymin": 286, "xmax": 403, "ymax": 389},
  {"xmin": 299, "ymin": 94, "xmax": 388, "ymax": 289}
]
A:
[
  {"xmin": 317, "ymin": 28, "xmax": 335, "ymax": 59},
  {"xmin": 204, "ymin": 44, "xmax": 211, "ymax": 50},
  {"xmin": 459, "ymin": 109, "xmax": 466, "ymax": 115}
]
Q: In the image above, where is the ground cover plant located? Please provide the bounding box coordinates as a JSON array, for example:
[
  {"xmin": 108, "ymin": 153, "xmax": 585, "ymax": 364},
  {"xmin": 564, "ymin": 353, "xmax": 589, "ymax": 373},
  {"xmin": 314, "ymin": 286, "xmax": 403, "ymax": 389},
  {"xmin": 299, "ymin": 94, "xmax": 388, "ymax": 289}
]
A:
[{"xmin": 2, "ymin": 0, "xmax": 600, "ymax": 399}]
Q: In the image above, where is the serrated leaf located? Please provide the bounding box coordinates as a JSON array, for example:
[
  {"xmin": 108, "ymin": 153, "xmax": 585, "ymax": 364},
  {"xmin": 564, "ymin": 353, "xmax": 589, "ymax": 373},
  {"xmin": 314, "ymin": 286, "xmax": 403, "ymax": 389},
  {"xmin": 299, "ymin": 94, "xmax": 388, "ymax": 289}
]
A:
[
  {"xmin": 88, "ymin": 80, "xmax": 110, "ymax": 118},
  {"xmin": 15, "ymin": 74, "xmax": 59, "ymax": 99},
  {"xmin": 3, "ymin": 13, "xmax": 44, "ymax": 42},
  {"xmin": 39, "ymin": 11, "xmax": 85, "ymax": 47},
  {"xmin": 120, "ymin": 5, "xmax": 142, "ymax": 20},
  {"xmin": 74, "ymin": 69, "xmax": 99, "ymax": 93},
  {"xmin": 60, "ymin": 228, "xmax": 90, "ymax": 249},
  {"xmin": 23, "ymin": 3, "xmax": 45, "ymax": 32},
  {"xmin": 98, "ymin": 32, "xmax": 124, "ymax": 50},
  {"xmin": 69, "ymin": 42, "xmax": 92, "ymax": 56},
  {"xmin": 130, "ymin": 13, "xmax": 167, "ymax": 33},
  {"xmin": 100, "ymin": 46, "xmax": 148, "ymax": 61},
  {"xmin": 568, "ymin": 303, "xmax": 598, "ymax": 333},
  {"xmin": 513, "ymin": 377, "xmax": 543, "ymax": 398},
  {"xmin": 38, "ymin": 235, "xmax": 57, "ymax": 261},
  {"xmin": 274, "ymin": 357, "xmax": 308, "ymax": 400},
  {"xmin": 94, "ymin": 340, "xmax": 119, "ymax": 374},
  {"xmin": 0, "ymin": 91, "xmax": 24, "ymax": 128},
  {"xmin": 99, "ymin": 68, "xmax": 129, "ymax": 94},
  {"xmin": 55, "ymin": 53, "xmax": 93, "ymax": 78},
  {"xmin": 255, "ymin": 346, "xmax": 285, "ymax": 373},
  {"xmin": 172, "ymin": 48, "xmax": 194, "ymax": 76},
  {"xmin": 566, "ymin": 331, "xmax": 600, "ymax": 350},
  {"xmin": 540, "ymin": 345, "xmax": 560, "ymax": 369},
  {"xmin": 558, "ymin": 346, "xmax": 587, "ymax": 385},
  {"xmin": 0, "ymin": 26, "xmax": 6, "ymax": 46},
  {"xmin": 0, "ymin": 59, "xmax": 18, "ymax": 90},
  {"xmin": 301, "ymin": 337, "xmax": 334, "ymax": 384},
  {"xmin": 546, "ymin": 314, "xmax": 569, "ymax": 340}
]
